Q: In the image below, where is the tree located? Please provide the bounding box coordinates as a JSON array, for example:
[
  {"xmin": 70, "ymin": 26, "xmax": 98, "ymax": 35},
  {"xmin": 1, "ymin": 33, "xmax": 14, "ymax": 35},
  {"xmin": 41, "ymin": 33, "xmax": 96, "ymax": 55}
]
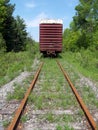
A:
[
  {"xmin": 0, "ymin": 33, "xmax": 6, "ymax": 52},
  {"xmin": 12, "ymin": 16, "xmax": 27, "ymax": 52},
  {"xmin": 72, "ymin": 0, "xmax": 98, "ymax": 49},
  {"xmin": 63, "ymin": 28, "xmax": 80, "ymax": 51},
  {"xmin": 0, "ymin": 0, "xmax": 15, "ymax": 51}
]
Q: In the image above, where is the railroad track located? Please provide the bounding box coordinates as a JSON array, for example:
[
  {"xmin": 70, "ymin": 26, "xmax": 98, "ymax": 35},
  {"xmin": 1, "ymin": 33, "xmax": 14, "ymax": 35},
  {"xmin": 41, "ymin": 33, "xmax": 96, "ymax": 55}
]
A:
[{"xmin": 7, "ymin": 61, "xmax": 97, "ymax": 130}]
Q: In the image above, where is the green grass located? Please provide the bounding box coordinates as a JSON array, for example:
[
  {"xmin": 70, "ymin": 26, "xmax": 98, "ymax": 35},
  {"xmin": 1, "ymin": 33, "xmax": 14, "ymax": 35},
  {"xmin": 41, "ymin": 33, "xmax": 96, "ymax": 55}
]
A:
[
  {"xmin": 5, "ymin": 53, "xmax": 97, "ymax": 129},
  {"xmin": 2, "ymin": 50, "xmax": 97, "ymax": 129},
  {"xmin": 3, "ymin": 120, "xmax": 10, "ymax": 127},
  {"xmin": 20, "ymin": 115, "xmax": 29, "ymax": 123},
  {"xmin": 27, "ymin": 58, "xmax": 84, "ymax": 129},
  {"xmin": 56, "ymin": 124, "xmax": 74, "ymax": 130},
  {"xmin": 58, "ymin": 52, "xmax": 98, "ymax": 109},
  {"xmin": 82, "ymin": 86, "xmax": 98, "ymax": 108},
  {"xmin": 28, "ymin": 59, "xmax": 79, "ymax": 110},
  {"xmin": 7, "ymin": 83, "xmax": 27, "ymax": 100},
  {"xmin": 0, "ymin": 51, "xmax": 36, "ymax": 86},
  {"xmin": 60, "ymin": 50, "xmax": 98, "ymax": 82}
]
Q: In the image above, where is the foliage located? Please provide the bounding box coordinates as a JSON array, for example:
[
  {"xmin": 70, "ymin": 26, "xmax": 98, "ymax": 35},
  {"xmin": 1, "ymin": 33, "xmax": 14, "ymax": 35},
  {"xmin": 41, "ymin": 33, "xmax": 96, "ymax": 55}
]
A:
[
  {"xmin": 0, "ymin": 33, "xmax": 6, "ymax": 52},
  {"xmin": 3, "ymin": 119, "xmax": 10, "ymax": 127},
  {"xmin": 63, "ymin": 0, "xmax": 98, "ymax": 51},
  {"xmin": 63, "ymin": 29, "xmax": 80, "ymax": 51},
  {"xmin": 0, "ymin": 50, "xmax": 37, "ymax": 86},
  {"xmin": 25, "ymin": 36, "xmax": 39, "ymax": 55},
  {"xmin": 0, "ymin": 0, "xmax": 32, "ymax": 52},
  {"xmin": 92, "ymin": 29, "xmax": 98, "ymax": 50},
  {"xmin": 20, "ymin": 115, "xmax": 28, "ymax": 123},
  {"xmin": 61, "ymin": 50, "xmax": 98, "ymax": 81},
  {"xmin": 7, "ymin": 83, "xmax": 26, "ymax": 100},
  {"xmin": 0, "ymin": 0, "xmax": 14, "ymax": 32},
  {"xmin": 12, "ymin": 16, "xmax": 27, "ymax": 52},
  {"xmin": 0, "ymin": 0, "xmax": 15, "ymax": 51}
]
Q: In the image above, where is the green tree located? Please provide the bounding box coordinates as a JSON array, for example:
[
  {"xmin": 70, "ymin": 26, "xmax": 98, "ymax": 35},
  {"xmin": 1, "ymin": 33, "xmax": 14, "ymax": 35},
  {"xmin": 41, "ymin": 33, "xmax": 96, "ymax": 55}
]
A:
[
  {"xmin": 12, "ymin": 16, "xmax": 27, "ymax": 52},
  {"xmin": 0, "ymin": 0, "xmax": 15, "ymax": 51},
  {"xmin": 0, "ymin": 33, "xmax": 6, "ymax": 52},
  {"xmin": 73, "ymin": 0, "xmax": 98, "ymax": 49},
  {"xmin": 63, "ymin": 28, "xmax": 80, "ymax": 51},
  {"xmin": 0, "ymin": 0, "xmax": 7, "ymax": 32}
]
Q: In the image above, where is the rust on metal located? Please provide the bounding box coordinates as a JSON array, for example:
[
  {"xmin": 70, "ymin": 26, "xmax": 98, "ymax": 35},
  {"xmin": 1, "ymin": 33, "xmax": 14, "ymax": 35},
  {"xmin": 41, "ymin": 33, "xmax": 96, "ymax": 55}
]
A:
[
  {"xmin": 7, "ymin": 62, "xmax": 44, "ymax": 130},
  {"xmin": 57, "ymin": 60, "xmax": 97, "ymax": 130}
]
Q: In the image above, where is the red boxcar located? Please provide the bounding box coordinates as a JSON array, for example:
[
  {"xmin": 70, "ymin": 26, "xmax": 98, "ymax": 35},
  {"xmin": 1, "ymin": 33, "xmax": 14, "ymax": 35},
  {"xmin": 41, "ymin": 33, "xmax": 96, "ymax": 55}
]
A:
[{"xmin": 39, "ymin": 19, "xmax": 63, "ymax": 56}]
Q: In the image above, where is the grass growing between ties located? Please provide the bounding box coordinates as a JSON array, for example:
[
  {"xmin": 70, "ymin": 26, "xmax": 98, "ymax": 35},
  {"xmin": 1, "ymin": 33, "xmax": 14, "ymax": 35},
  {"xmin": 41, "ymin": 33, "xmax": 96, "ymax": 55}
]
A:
[
  {"xmin": 56, "ymin": 124, "xmax": 74, "ymax": 130},
  {"xmin": 28, "ymin": 58, "xmax": 85, "ymax": 129}
]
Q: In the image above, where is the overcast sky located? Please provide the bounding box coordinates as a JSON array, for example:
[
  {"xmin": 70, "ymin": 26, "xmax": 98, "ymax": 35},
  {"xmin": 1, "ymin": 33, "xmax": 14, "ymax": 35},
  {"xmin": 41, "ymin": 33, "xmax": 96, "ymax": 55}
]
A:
[{"xmin": 10, "ymin": 0, "xmax": 79, "ymax": 41}]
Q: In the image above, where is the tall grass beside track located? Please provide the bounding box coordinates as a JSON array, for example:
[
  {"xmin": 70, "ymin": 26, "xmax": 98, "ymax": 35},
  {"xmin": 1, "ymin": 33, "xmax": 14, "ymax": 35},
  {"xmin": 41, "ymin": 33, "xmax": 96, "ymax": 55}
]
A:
[
  {"xmin": 61, "ymin": 49, "xmax": 98, "ymax": 82},
  {"xmin": 0, "ymin": 51, "xmax": 35, "ymax": 86}
]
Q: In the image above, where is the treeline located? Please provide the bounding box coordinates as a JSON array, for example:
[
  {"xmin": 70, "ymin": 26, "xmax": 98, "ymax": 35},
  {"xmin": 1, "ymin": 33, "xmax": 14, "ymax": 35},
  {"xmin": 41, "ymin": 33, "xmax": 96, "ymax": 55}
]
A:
[
  {"xmin": 63, "ymin": 0, "xmax": 98, "ymax": 51},
  {"xmin": 0, "ymin": 0, "xmax": 35, "ymax": 53}
]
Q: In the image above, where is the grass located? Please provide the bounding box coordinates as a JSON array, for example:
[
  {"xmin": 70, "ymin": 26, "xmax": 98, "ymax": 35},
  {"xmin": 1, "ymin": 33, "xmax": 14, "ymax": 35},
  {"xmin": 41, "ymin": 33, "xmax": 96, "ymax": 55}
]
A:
[
  {"xmin": 2, "ymin": 49, "xmax": 97, "ymax": 129},
  {"xmin": 82, "ymin": 86, "xmax": 98, "ymax": 108},
  {"xmin": 60, "ymin": 50, "xmax": 98, "ymax": 82},
  {"xmin": 56, "ymin": 124, "xmax": 74, "ymax": 130},
  {"xmin": 58, "ymin": 52, "xmax": 98, "ymax": 110},
  {"xmin": 0, "ymin": 51, "xmax": 36, "ymax": 86},
  {"xmin": 27, "ymin": 58, "xmax": 85, "ymax": 129},
  {"xmin": 3, "ymin": 120, "xmax": 10, "ymax": 127},
  {"xmin": 20, "ymin": 115, "xmax": 28, "ymax": 123},
  {"xmin": 29, "ymin": 56, "xmax": 97, "ymax": 129},
  {"xmin": 7, "ymin": 83, "xmax": 27, "ymax": 100}
]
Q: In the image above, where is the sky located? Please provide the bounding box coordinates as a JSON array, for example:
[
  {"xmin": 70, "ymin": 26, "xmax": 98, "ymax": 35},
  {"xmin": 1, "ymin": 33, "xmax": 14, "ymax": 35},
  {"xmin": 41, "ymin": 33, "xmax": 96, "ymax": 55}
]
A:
[{"xmin": 10, "ymin": 0, "xmax": 79, "ymax": 41}]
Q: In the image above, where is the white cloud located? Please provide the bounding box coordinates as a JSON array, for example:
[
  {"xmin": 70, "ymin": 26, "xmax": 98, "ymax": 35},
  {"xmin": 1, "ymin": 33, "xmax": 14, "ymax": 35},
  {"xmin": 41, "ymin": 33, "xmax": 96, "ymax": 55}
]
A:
[
  {"xmin": 25, "ymin": 2, "xmax": 36, "ymax": 8},
  {"xmin": 25, "ymin": 12, "xmax": 47, "ymax": 28}
]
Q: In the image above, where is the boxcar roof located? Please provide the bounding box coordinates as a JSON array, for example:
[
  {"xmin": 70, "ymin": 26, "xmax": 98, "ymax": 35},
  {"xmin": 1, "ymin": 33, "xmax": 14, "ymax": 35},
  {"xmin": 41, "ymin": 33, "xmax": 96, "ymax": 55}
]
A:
[{"xmin": 40, "ymin": 19, "xmax": 63, "ymax": 24}]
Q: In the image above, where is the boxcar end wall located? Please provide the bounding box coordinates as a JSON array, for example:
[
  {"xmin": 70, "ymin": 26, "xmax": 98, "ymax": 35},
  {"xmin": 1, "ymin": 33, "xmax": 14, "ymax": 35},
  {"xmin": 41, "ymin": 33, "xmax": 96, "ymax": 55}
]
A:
[{"xmin": 39, "ymin": 19, "xmax": 63, "ymax": 56}]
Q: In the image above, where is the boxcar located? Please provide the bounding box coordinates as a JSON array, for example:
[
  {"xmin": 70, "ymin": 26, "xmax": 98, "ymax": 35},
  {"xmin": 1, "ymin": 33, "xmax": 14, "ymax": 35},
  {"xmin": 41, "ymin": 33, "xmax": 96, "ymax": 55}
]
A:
[{"xmin": 39, "ymin": 19, "xmax": 63, "ymax": 56}]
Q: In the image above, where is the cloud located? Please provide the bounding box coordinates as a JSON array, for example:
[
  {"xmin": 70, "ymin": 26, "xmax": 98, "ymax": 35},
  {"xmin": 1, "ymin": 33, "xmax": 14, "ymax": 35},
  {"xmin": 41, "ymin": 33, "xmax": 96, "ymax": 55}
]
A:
[
  {"xmin": 25, "ymin": 2, "xmax": 36, "ymax": 8},
  {"xmin": 25, "ymin": 12, "xmax": 47, "ymax": 28}
]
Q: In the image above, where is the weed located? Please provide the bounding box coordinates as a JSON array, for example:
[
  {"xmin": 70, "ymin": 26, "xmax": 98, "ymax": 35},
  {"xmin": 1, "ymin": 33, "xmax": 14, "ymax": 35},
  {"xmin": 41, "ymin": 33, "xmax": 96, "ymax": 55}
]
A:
[
  {"xmin": 56, "ymin": 124, "xmax": 74, "ymax": 130},
  {"xmin": 46, "ymin": 113, "xmax": 54, "ymax": 123},
  {"xmin": 3, "ymin": 120, "xmax": 10, "ymax": 127},
  {"xmin": 0, "ymin": 51, "xmax": 35, "ymax": 86},
  {"xmin": 20, "ymin": 115, "xmax": 28, "ymax": 123},
  {"xmin": 7, "ymin": 84, "xmax": 26, "ymax": 100},
  {"xmin": 56, "ymin": 125, "xmax": 63, "ymax": 130},
  {"xmin": 64, "ymin": 124, "xmax": 74, "ymax": 130}
]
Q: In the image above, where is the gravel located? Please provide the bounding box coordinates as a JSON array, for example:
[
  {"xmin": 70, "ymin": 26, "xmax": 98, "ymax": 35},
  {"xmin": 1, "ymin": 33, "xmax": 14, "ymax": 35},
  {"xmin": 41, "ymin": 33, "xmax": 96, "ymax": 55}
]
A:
[
  {"xmin": 79, "ymin": 75, "xmax": 98, "ymax": 98},
  {"xmin": 0, "ymin": 58, "xmax": 39, "ymax": 129}
]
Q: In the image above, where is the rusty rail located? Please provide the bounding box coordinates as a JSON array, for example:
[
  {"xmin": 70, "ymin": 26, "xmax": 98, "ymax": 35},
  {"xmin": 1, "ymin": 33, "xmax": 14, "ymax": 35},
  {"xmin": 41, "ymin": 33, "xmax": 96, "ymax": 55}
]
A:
[
  {"xmin": 57, "ymin": 60, "xmax": 97, "ymax": 130},
  {"xmin": 7, "ymin": 62, "xmax": 44, "ymax": 130}
]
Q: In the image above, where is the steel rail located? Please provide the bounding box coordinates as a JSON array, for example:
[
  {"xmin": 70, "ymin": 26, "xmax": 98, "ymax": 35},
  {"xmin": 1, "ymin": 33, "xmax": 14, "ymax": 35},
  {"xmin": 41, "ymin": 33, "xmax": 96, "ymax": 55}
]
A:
[
  {"xmin": 57, "ymin": 60, "xmax": 97, "ymax": 130},
  {"xmin": 7, "ymin": 62, "xmax": 44, "ymax": 130}
]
